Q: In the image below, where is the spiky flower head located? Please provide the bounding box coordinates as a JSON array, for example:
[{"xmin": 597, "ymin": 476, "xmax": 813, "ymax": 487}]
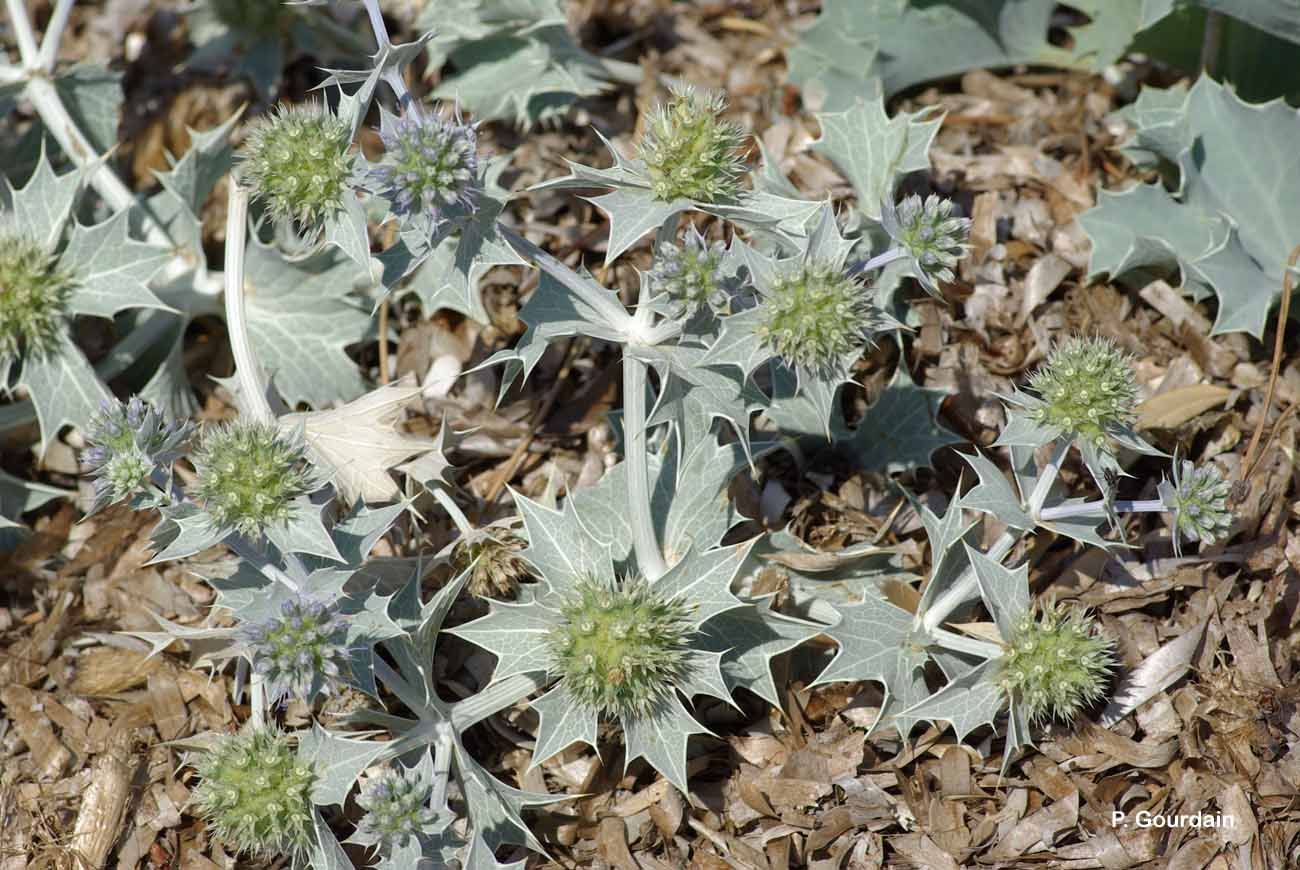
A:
[
  {"xmin": 369, "ymin": 110, "xmax": 479, "ymax": 227},
  {"xmin": 1026, "ymin": 336, "xmax": 1138, "ymax": 451},
  {"xmin": 998, "ymin": 599, "xmax": 1115, "ymax": 724},
  {"xmin": 758, "ymin": 261, "xmax": 876, "ymax": 374},
  {"xmin": 190, "ymin": 728, "xmax": 316, "ymax": 858},
  {"xmin": 881, "ymin": 194, "xmax": 971, "ymax": 294},
  {"xmin": 648, "ymin": 225, "xmax": 731, "ymax": 319},
  {"xmin": 544, "ymin": 575, "xmax": 693, "ymax": 718},
  {"xmin": 192, "ymin": 422, "xmax": 313, "ymax": 536},
  {"xmin": 82, "ymin": 396, "xmax": 194, "ymax": 511},
  {"xmin": 239, "ymin": 595, "xmax": 348, "ymax": 702},
  {"xmin": 1158, "ymin": 460, "xmax": 1233, "ymax": 557},
  {"xmin": 637, "ymin": 84, "xmax": 747, "ymax": 203},
  {"xmin": 451, "ymin": 526, "xmax": 531, "ymax": 600},
  {"xmin": 355, "ymin": 766, "xmax": 440, "ymax": 852},
  {"xmin": 239, "ymin": 101, "xmax": 354, "ymax": 231},
  {"xmin": 0, "ymin": 232, "xmax": 75, "ymax": 364}
]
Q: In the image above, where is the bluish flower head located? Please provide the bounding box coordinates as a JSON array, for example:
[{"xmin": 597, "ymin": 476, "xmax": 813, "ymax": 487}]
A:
[
  {"xmin": 239, "ymin": 594, "xmax": 348, "ymax": 702},
  {"xmin": 648, "ymin": 225, "xmax": 730, "ymax": 319},
  {"xmin": 82, "ymin": 396, "xmax": 194, "ymax": 510},
  {"xmin": 636, "ymin": 84, "xmax": 747, "ymax": 203},
  {"xmin": 1158, "ymin": 460, "xmax": 1233, "ymax": 556},
  {"xmin": 239, "ymin": 101, "xmax": 354, "ymax": 231},
  {"xmin": 369, "ymin": 111, "xmax": 479, "ymax": 226},
  {"xmin": 758, "ymin": 260, "xmax": 875, "ymax": 375},
  {"xmin": 881, "ymin": 193, "xmax": 971, "ymax": 294},
  {"xmin": 355, "ymin": 766, "xmax": 440, "ymax": 852},
  {"xmin": 998, "ymin": 599, "xmax": 1115, "ymax": 724},
  {"xmin": 191, "ymin": 422, "xmax": 312, "ymax": 536},
  {"xmin": 0, "ymin": 231, "xmax": 75, "ymax": 364}
]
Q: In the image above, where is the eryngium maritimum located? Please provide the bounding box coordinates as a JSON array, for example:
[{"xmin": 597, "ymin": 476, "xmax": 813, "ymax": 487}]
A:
[
  {"xmin": 998, "ymin": 600, "xmax": 1115, "ymax": 724},
  {"xmin": 369, "ymin": 111, "xmax": 479, "ymax": 225},
  {"xmin": 0, "ymin": 233, "xmax": 75, "ymax": 363},
  {"xmin": 882, "ymin": 193, "xmax": 971, "ymax": 294},
  {"xmin": 355, "ymin": 766, "xmax": 440, "ymax": 851},
  {"xmin": 1026, "ymin": 336, "xmax": 1138, "ymax": 450},
  {"xmin": 192, "ymin": 422, "xmax": 312, "ymax": 536},
  {"xmin": 82, "ymin": 396, "xmax": 193, "ymax": 510},
  {"xmin": 648, "ymin": 225, "xmax": 730, "ymax": 318},
  {"xmin": 1158, "ymin": 460, "xmax": 1233, "ymax": 556},
  {"xmin": 636, "ymin": 84, "xmax": 747, "ymax": 203},
  {"xmin": 239, "ymin": 102, "xmax": 354, "ymax": 230},
  {"xmin": 758, "ymin": 261, "xmax": 873, "ymax": 374},
  {"xmin": 239, "ymin": 595, "xmax": 348, "ymax": 702}
]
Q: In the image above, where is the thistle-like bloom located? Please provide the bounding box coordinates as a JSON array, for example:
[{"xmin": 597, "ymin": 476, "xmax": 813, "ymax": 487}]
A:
[
  {"xmin": 1158, "ymin": 460, "xmax": 1233, "ymax": 556},
  {"xmin": 0, "ymin": 232, "xmax": 75, "ymax": 364},
  {"xmin": 636, "ymin": 84, "xmax": 747, "ymax": 203},
  {"xmin": 757, "ymin": 261, "xmax": 874, "ymax": 374},
  {"xmin": 368, "ymin": 111, "xmax": 479, "ymax": 226},
  {"xmin": 238, "ymin": 595, "xmax": 348, "ymax": 702},
  {"xmin": 544, "ymin": 575, "xmax": 693, "ymax": 718},
  {"xmin": 1025, "ymin": 336, "xmax": 1139, "ymax": 451},
  {"xmin": 355, "ymin": 766, "xmax": 440, "ymax": 852},
  {"xmin": 82, "ymin": 396, "xmax": 194, "ymax": 512},
  {"xmin": 191, "ymin": 422, "xmax": 313, "ymax": 536},
  {"xmin": 648, "ymin": 225, "xmax": 731, "ymax": 319},
  {"xmin": 190, "ymin": 728, "xmax": 316, "ymax": 858},
  {"xmin": 239, "ymin": 102, "xmax": 354, "ymax": 231},
  {"xmin": 451, "ymin": 527, "xmax": 532, "ymax": 600},
  {"xmin": 998, "ymin": 599, "xmax": 1115, "ymax": 724},
  {"xmin": 881, "ymin": 194, "xmax": 971, "ymax": 295}
]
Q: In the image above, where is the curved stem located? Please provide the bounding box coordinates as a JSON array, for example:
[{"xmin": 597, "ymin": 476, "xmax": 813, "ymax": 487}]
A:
[
  {"xmin": 622, "ymin": 352, "xmax": 668, "ymax": 581},
  {"xmin": 432, "ymin": 487, "xmax": 475, "ymax": 538},
  {"xmin": 449, "ymin": 672, "xmax": 547, "ymax": 732},
  {"xmin": 223, "ymin": 181, "xmax": 275, "ymax": 424}
]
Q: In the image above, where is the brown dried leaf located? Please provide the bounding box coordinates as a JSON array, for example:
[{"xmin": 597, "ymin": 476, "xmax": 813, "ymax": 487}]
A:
[{"xmin": 1135, "ymin": 384, "xmax": 1232, "ymax": 430}]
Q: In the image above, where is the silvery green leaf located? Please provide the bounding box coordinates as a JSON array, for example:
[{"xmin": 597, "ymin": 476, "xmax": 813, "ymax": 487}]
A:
[
  {"xmin": 531, "ymin": 129, "xmax": 647, "ymax": 193},
  {"xmin": 309, "ymin": 808, "xmax": 353, "ymax": 870},
  {"xmin": 265, "ymin": 499, "xmax": 345, "ymax": 563},
  {"xmin": 5, "ymin": 145, "xmax": 82, "ymax": 250},
  {"xmin": 699, "ymin": 307, "xmax": 772, "ymax": 378},
  {"xmin": 17, "ymin": 332, "xmax": 111, "ymax": 456},
  {"xmin": 652, "ymin": 540, "xmax": 752, "ymax": 626},
  {"xmin": 809, "ymin": 586, "xmax": 915, "ymax": 690},
  {"xmin": 146, "ymin": 503, "xmax": 224, "ymax": 565},
  {"xmin": 446, "ymin": 595, "xmax": 558, "ymax": 681},
  {"xmin": 697, "ymin": 599, "xmax": 820, "ymax": 708},
  {"xmin": 300, "ymin": 723, "xmax": 387, "ymax": 807},
  {"xmin": 326, "ymin": 502, "xmax": 406, "ymax": 567},
  {"xmin": 678, "ymin": 648, "xmax": 734, "ymax": 706},
  {"xmin": 623, "ymin": 692, "xmax": 711, "ymax": 794},
  {"xmin": 0, "ymin": 468, "xmax": 67, "ymax": 524},
  {"xmin": 751, "ymin": 138, "xmax": 803, "ymax": 200},
  {"xmin": 456, "ymin": 745, "xmax": 560, "ymax": 858},
  {"xmin": 811, "ymin": 97, "xmax": 943, "ymax": 221},
  {"xmin": 321, "ymin": 34, "xmax": 434, "ymax": 137},
  {"xmin": 567, "ymin": 460, "xmax": 636, "ymax": 566},
  {"xmin": 659, "ymin": 437, "xmax": 750, "ymax": 560},
  {"xmin": 959, "ymin": 450, "xmax": 1032, "ymax": 530},
  {"xmin": 763, "ymin": 357, "xmax": 847, "ymax": 441},
  {"xmin": 323, "ymin": 193, "xmax": 378, "ymax": 280},
  {"xmin": 242, "ymin": 238, "xmax": 371, "ymax": 407},
  {"xmin": 911, "ymin": 490, "xmax": 977, "ymax": 616},
  {"xmin": 895, "ymin": 658, "xmax": 1005, "ymax": 742},
  {"xmin": 1078, "ymin": 76, "xmax": 1300, "ymax": 336},
  {"xmin": 962, "ymin": 544, "xmax": 1028, "ymax": 641},
  {"xmin": 135, "ymin": 315, "xmax": 199, "ymax": 419},
  {"xmin": 644, "ymin": 344, "xmax": 765, "ymax": 464},
  {"xmin": 994, "ymin": 404, "xmax": 1061, "ymax": 450},
  {"xmin": 513, "ymin": 490, "xmax": 614, "ymax": 594},
  {"xmin": 588, "ymin": 187, "xmax": 690, "ymax": 265},
  {"xmin": 528, "ymin": 684, "xmax": 599, "ymax": 765},
  {"xmin": 1002, "ymin": 698, "xmax": 1034, "ymax": 775},
  {"xmin": 1202, "ymin": 0, "xmax": 1300, "ymax": 44},
  {"xmin": 840, "ymin": 365, "xmax": 960, "ymax": 473},
  {"xmin": 145, "ymin": 112, "xmax": 240, "ymax": 266},
  {"xmin": 61, "ymin": 210, "xmax": 171, "ymax": 318},
  {"xmin": 52, "ymin": 65, "xmax": 123, "ymax": 155}
]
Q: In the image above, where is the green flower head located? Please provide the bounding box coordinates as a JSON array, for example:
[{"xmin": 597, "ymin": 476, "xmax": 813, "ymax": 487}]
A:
[
  {"xmin": 758, "ymin": 260, "xmax": 874, "ymax": 374},
  {"xmin": 881, "ymin": 193, "xmax": 971, "ymax": 295},
  {"xmin": 636, "ymin": 84, "xmax": 747, "ymax": 203},
  {"xmin": 998, "ymin": 599, "xmax": 1115, "ymax": 724},
  {"xmin": 0, "ymin": 232, "xmax": 75, "ymax": 364},
  {"xmin": 239, "ymin": 101, "xmax": 354, "ymax": 231},
  {"xmin": 1158, "ymin": 460, "xmax": 1233, "ymax": 557},
  {"xmin": 192, "ymin": 421, "xmax": 313, "ymax": 536},
  {"xmin": 190, "ymin": 728, "xmax": 316, "ymax": 858},
  {"xmin": 1026, "ymin": 336, "xmax": 1138, "ymax": 450},
  {"xmin": 544, "ymin": 574, "xmax": 693, "ymax": 718}
]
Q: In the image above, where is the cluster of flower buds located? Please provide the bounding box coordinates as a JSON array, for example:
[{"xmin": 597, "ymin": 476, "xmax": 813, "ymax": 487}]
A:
[
  {"xmin": 191, "ymin": 422, "xmax": 313, "ymax": 536},
  {"xmin": 637, "ymin": 84, "xmax": 747, "ymax": 203},
  {"xmin": 647, "ymin": 225, "xmax": 732, "ymax": 319},
  {"xmin": 368, "ymin": 111, "xmax": 480, "ymax": 227},
  {"xmin": 451, "ymin": 525, "xmax": 532, "ymax": 600},
  {"xmin": 545, "ymin": 575, "xmax": 693, "ymax": 717},
  {"xmin": 1159, "ymin": 460, "xmax": 1233, "ymax": 556},
  {"xmin": 239, "ymin": 595, "xmax": 348, "ymax": 702},
  {"xmin": 190, "ymin": 728, "xmax": 316, "ymax": 858},
  {"xmin": 881, "ymin": 193, "xmax": 971, "ymax": 295},
  {"xmin": 239, "ymin": 102, "xmax": 355, "ymax": 231},
  {"xmin": 1026, "ymin": 336, "xmax": 1139, "ymax": 451},
  {"xmin": 0, "ymin": 232, "xmax": 74, "ymax": 364},
  {"xmin": 82, "ymin": 396, "xmax": 194, "ymax": 512},
  {"xmin": 998, "ymin": 599, "xmax": 1115, "ymax": 724},
  {"xmin": 354, "ymin": 765, "xmax": 440, "ymax": 852},
  {"xmin": 758, "ymin": 261, "xmax": 874, "ymax": 374}
]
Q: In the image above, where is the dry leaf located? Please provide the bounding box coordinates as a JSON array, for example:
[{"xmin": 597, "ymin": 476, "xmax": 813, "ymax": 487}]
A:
[
  {"xmin": 1100, "ymin": 620, "xmax": 1207, "ymax": 726},
  {"xmin": 1135, "ymin": 384, "xmax": 1231, "ymax": 430}
]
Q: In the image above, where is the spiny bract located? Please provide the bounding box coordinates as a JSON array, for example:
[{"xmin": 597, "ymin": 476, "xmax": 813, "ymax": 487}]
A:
[
  {"xmin": 1158, "ymin": 460, "xmax": 1233, "ymax": 556},
  {"xmin": 354, "ymin": 766, "xmax": 440, "ymax": 851},
  {"xmin": 545, "ymin": 575, "xmax": 693, "ymax": 717},
  {"xmin": 882, "ymin": 193, "xmax": 971, "ymax": 294},
  {"xmin": 758, "ymin": 261, "xmax": 871, "ymax": 373},
  {"xmin": 998, "ymin": 599, "xmax": 1115, "ymax": 724},
  {"xmin": 636, "ymin": 84, "xmax": 747, "ymax": 203},
  {"xmin": 239, "ymin": 595, "xmax": 348, "ymax": 701},
  {"xmin": 82, "ymin": 396, "xmax": 193, "ymax": 510},
  {"xmin": 192, "ymin": 422, "xmax": 312, "ymax": 536},
  {"xmin": 369, "ymin": 111, "xmax": 479, "ymax": 225},
  {"xmin": 0, "ymin": 233, "xmax": 75, "ymax": 363},
  {"xmin": 1026, "ymin": 336, "xmax": 1138, "ymax": 449},
  {"xmin": 239, "ymin": 102, "xmax": 354, "ymax": 230},
  {"xmin": 190, "ymin": 728, "xmax": 316, "ymax": 858},
  {"xmin": 648, "ymin": 226, "xmax": 730, "ymax": 318}
]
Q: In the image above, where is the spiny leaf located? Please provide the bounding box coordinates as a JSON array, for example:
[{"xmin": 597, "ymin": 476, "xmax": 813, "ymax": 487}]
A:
[
  {"xmin": 17, "ymin": 332, "xmax": 112, "ymax": 456},
  {"xmin": 839, "ymin": 365, "xmax": 960, "ymax": 474},
  {"xmin": 298, "ymin": 723, "xmax": 386, "ymax": 807},
  {"xmin": 61, "ymin": 210, "xmax": 172, "ymax": 318},
  {"xmin": 6, "ymin": 145, "xmax": 82, "ymax": 251},
  {"xmin": 622, "ymin": 692, "xmax": 712, "ymax": 794},
  {"xmin": 528, "ymin": 684, "xmax": 599, "ymax": 765},
  {"xmin": 698, "ymin": 599, "xmax": 821, "ymax": 708},
  {"xmin": 895, "ymin": 658, "xmax": 1006, "ymax": 742}
]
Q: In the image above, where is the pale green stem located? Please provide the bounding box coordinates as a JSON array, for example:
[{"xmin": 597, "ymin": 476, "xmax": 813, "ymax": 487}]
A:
[
  {"xmin": 449, "ymin": 672, "xmax": 548, "ymax": 731},
  {"xmin": 1039, "ymin": 498, "xmax": 1164, "ymax": 521},
  {"xmin": 622, "ymin": 353, "xmax": 668, "ymax": 581},
  {"xmin": 249, "ymin": 665, "xmax": 266, "ymax": 727},
  {"xmin": 36, "ymin": 0, "xmax": 75, "ymax": 70},
  {"xmin": 430, "ymin": 725, "xmax": 453, "ymax": 815},
  {"xmin": 931, "ymin": 626, "xmax": 1002, "ymax": 660},
  {"xmin": 4, "ymin": 0, "xmax": 39, "ymax": 65},
  {"xmin": 373, "ymin": 654, "xmax": 434, "ymax": 716},
  {"xmin": 223, "ymin": 180, "xmax": 275, "ymax": 425},
  {"xmin": 497, "ymin": 225, "xmax": 635, "ymax": 333},
  {"xmin": 432, "ymin": 487, "xmax": 475, "ymax": 538}
]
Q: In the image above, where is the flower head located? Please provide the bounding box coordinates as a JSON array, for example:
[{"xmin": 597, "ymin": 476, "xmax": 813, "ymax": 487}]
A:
[
  {"xmin": 636, "ymin": 84, "xmax": 747, "ymax": 203},
  {"xmin": 192, "ymin": 422, "xmax": 313, "ymax": 536},
  {"xmin": 451, "ymin": 526, "xmax": 531, "ymax": 600},
  {"xmin": 355, "ymin": 765, "xmax": 440, "ymax": 852},
  {"xmin": 239, "ymin": 102, "xmax": 354, "ymax": 231},
  {"xmin": 648, "ymin": 225, "xmax": 731, "ymax": 319},
  {"xmin": 239, "ymin": 595, "xmax": 348, "ymax": 702},
  {"xmin": 1158, "ymin": 460, "xmax": 1233, "ymax": 556},
  {"xmin": 369, "ymin": 110, "xmax": 479, "ymax": 227},
  {"xmin": 1025, "ymin": 336, "xmax": 1138, "ymax": 451},
  {"xmin": 545, "ymin": 575, "xmax": 693, "ymax": 718},
  {"xmin": 82, "ymin": 396, "xmax": 194, "ymax": 511},
  {"xmin": 881, "ymin": 194, "xmax": 971, "ymax": 294},
  {"xmin": 190, "ymin": 728, "xmax": 316, "ymax": 858},
  {"xmin": 998, "ymin": 599, "xmax": 1115, "ymax": 724},
  {"xmin": 758, "ymin": 261, "xmax": 874, "ymax": 374},
  {"xmin": 0, "ymin": 232, "xmax": 75, "ymax": 364}
]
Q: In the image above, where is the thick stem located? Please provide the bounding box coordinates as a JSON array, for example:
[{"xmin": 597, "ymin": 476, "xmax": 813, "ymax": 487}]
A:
[
  {"xmin": 36, "ymin": 0, "xmax": 75, "ymax": 70},
  {"xmin": 1027, "ymin": 440, "xmax": 1070, "ymax": 518},
  {"xmin": 497, "ymin": 225, "xmax": 635, "ymax": 334},
  {"xmin": 1039, "ymin": 498, "xmax": 1165, "ymax": 522},
  {"xmin": 250, "ymin": 671, "xmax": 266, "ymax": 727},
  {"xmin": 430, "ymin": 726, "xmax": 453, "ymax": 815},
  {"xmin": 223, "ymin": 181, "xmax": 275, "ymax": 424},
  {"xmin": 432, "ymin": 487, "xmax": 475, "ymax": 539},
  {"xmin": 449, "ymin": 672, "xmax": 547, "ymax": 732},
  {"xmin": 4, "ymin": 0, "xmax": 39, "ymax": 65},
  {"xmin": 373, "ymin": 655, "xmax": 434, "ymax": 716},
  {"xmin": 622, "ymin": 353, "xmax": 669, "ymax": 581},
  {"xmin": 931, "ymin": 626, "xmax": 1002, "ymax": 660},
  {"xmin": 857, "ymin": 246, "xmax": 906, "ymax": 275}
]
